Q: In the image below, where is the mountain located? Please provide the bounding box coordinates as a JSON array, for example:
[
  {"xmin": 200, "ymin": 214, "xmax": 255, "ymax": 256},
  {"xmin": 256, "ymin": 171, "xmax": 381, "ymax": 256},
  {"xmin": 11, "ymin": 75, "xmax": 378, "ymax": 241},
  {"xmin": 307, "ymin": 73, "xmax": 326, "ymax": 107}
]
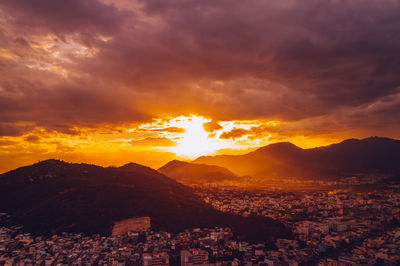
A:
[
  {"xmin": 158, "ymin": 160, "xmax": 237, "ymax": 185},
  {"xmin": 193, "ymin": 137, "xmax": 400, "ymax": 179},
  {"xmin": 0, "ymin": 159, "xmax": 291, "ymax": 242}
]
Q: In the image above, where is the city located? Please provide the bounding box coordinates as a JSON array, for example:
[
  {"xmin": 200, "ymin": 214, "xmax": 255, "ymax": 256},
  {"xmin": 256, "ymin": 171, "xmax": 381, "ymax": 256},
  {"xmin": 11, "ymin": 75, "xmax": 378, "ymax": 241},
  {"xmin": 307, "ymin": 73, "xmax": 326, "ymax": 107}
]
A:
[{"xmin": 1, "ymin": 178, "xmax": 400, "ymax": 265}]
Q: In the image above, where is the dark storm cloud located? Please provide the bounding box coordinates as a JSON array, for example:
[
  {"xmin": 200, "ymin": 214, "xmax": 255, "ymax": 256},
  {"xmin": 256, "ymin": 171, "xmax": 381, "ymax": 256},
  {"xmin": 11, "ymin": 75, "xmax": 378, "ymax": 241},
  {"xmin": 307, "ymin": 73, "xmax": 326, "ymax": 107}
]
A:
[
  {"xmin": 0, "ymin": 123, "xmax": 33, "ymax": 136},
  {"xmin": 83, "ymin": 0, "xmax": 400, "ymax": 119},
  {"xmin": 0, "ymin": 0, "xmax": 128, "ymax": 37},
  {"xmin": 0, "ymin": 57, "xmax": 149, "ymax": 135},
  {"xmin": 0, "ymin": 0, "xmax": 399, "ymax": 136},
  {"xmin": 0, "ymin": 80, "xmax": 148, "ymax": 133}
]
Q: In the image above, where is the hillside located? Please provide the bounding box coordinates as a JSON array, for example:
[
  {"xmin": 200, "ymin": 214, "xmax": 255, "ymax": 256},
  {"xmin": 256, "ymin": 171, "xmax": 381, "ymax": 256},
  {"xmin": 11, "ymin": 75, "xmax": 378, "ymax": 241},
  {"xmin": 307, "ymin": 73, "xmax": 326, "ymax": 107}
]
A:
[
  {"xmin": 0, "ymin": 159, "xmax": 291, "ymax": 242},
  {"xmin": 158, "ymin": 160, "xmax": 237, "ymax": 185},
  {"xmin": 193, "ymin": 137, "xmax": 400, "ymax": 179}
]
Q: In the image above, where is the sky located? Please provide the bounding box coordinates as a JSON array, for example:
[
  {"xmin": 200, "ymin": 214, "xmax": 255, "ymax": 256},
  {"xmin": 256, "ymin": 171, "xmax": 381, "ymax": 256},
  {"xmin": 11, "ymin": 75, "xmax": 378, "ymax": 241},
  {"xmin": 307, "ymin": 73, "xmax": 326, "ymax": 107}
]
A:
[{"xmin": 0, "ymin": 0, "xmax": 400, "ymax": 172}]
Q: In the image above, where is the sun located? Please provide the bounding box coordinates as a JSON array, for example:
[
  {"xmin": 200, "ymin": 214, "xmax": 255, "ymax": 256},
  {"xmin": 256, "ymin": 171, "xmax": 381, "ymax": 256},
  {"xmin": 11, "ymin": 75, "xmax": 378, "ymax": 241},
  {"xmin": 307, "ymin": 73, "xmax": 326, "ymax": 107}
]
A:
[{"xmin": 170, "ymin": 115, "xmax": 218, "ymax": 158}]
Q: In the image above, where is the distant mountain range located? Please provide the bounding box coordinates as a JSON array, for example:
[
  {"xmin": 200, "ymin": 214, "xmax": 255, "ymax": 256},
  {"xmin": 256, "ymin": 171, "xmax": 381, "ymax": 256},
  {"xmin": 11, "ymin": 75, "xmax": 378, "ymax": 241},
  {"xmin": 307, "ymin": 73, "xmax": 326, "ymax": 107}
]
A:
[
  {"xmin": 158, "ymin": 160, "xmax": 237, "ymax": 185},
  {"xmin": 192, "ymin": 137, "xmax": 400, "ymax": 179},
  {"xmin": 0, "ymin": 159, "xmax": 291, "ymax": 242}
]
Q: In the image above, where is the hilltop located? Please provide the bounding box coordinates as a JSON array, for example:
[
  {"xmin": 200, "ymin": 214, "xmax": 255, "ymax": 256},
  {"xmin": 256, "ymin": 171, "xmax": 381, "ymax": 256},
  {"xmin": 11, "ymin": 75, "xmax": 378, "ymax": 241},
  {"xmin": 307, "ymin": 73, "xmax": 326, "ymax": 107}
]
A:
[
  {"xmin": 0, "ymin": 159, "xmax": 291, "ymax": 242},
  {"xmin": 159, "ymin": 160, "xmax": 237, "ymax": 186}
]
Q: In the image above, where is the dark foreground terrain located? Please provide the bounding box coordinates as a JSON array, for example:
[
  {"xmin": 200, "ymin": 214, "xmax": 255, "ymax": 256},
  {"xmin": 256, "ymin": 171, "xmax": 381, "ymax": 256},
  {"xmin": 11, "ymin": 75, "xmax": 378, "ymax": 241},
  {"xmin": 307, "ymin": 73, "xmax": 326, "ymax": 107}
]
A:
[{"xmin": 0, "ymin": 159, "xmax": 292, "ymax": 242}]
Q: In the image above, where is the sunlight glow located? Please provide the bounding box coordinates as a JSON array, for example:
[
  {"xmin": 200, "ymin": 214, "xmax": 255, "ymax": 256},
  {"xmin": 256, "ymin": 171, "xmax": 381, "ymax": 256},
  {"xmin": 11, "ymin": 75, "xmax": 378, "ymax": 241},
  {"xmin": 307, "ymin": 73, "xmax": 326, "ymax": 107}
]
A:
[
  {"xmin": 134, "ymin": 115, "xmax": 284, "ymax": 157},
  {"xmin": 170, "ymin": 116, "xmax": 218, "ymax": 158},
  {"xmin": 0, "ymin": 115, "xmax": 342, "ymax": 173}
]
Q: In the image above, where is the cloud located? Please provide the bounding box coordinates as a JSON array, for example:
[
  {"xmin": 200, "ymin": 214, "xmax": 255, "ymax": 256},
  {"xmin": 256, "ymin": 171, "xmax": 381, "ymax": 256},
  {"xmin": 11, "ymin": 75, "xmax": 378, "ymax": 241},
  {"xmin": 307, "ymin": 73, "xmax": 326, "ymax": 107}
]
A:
[
  {"xmin": 0, "ymin": 0, "xmax": 399, "ymax": 140},
  {"xmin": 0, "ymin": 0, "xmax": 129, "ymax": 38},
  {"xmin": 0, "ymin": 122, "xmax": 34, "ymax": 136},
  {"xmin": 0, "ymin": 75, "xmax": 149, "ymax": 135},
  {"xmin": 82, "ymin": 0, "xmax": 400, "ymax": 123},
  {"xmin": 203, "ymin": 121, "xmax": 222, "ymax": 132},
  {"xmin": 154, "ymin": 127, "xmax": 185, "ymax": 133},
  {"xmin": 220, "ymin": 128, "xmax": 250, "ymax": 140},
  {"xmin": 130, "ymin": 137, "xmax": 176, "ymax": 147},
  {"xmin": 24, "ymin": 135, "xmax": 41, "ymax": 143}
]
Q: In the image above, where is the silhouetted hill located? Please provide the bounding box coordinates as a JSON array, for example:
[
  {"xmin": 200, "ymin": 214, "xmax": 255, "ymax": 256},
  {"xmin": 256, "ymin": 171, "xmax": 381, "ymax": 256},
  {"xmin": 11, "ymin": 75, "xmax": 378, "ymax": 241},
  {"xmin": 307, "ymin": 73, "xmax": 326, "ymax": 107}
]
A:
[
  {"xmin": 194, "ymin": 137, "xmax": 400, "ymax": 179},
  {"xmin": 114, "ymin": 162, "xmax": 163, "ymax": 176},
  {"xmin": 0, "ymin": 159, "xmax": 292, "ymax": 242},
  {"xmin": 158, "ymin": 160, "xmax": 237, "ymax": 185}
]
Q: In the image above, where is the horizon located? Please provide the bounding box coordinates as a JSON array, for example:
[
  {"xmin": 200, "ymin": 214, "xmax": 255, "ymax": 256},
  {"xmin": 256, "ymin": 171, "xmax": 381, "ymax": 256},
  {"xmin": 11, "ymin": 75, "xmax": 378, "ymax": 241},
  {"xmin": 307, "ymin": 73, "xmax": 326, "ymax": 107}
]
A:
[
  {"xmin": 1, "ymin": 135, "xmax": 397, "ymax": 174},
  {"xmin": 1, "ymin": 0, "xmax": 400, "ymax": 173}
]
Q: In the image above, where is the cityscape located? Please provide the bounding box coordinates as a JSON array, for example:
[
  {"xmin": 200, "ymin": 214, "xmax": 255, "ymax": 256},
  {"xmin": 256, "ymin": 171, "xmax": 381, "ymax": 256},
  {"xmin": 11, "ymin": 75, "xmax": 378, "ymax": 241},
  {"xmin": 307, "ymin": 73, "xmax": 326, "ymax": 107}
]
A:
[{"xmin": 1, "ymin": 176, "xmax": 400, "ymax": 265}]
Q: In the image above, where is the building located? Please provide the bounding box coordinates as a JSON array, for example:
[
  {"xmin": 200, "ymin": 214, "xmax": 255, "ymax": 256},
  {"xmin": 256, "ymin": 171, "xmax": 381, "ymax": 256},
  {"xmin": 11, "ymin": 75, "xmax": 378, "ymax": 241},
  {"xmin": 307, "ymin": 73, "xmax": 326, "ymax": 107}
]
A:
[
  {"xmin": 181, "ymin": 249, "xmax": 209, "ymax": 265},
  {"xmin": 142, "ymin": 252, "xmax": 169, "ymax": 266}
]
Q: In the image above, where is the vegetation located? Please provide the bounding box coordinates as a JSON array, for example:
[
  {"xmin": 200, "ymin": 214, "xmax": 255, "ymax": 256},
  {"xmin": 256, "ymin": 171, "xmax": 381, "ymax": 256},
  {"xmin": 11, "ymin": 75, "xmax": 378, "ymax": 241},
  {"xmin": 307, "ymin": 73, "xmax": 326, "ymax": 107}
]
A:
[{"xmin": 0, "ymin": 159, "xmax": 292, "ymax": 242}]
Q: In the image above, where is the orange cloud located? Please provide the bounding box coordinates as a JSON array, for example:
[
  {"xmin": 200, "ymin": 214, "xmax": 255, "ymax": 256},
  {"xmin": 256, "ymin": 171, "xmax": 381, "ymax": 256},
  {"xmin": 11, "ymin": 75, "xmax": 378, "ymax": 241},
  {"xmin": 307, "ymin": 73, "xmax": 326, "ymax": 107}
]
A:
[
  {"xmin": 220, "ymin": 128, "xmax": 250, "ymax": 140},
  {"xmin": 203, "ymin": 121, "xmax": 222, "ymax": 132},
  {"xmin": 155, "ymin": 127, "xmax": 186, "ymax": 133},
  {"xmin": 130, "ymin": 137, "xmax": 176, "ymax": 147}
]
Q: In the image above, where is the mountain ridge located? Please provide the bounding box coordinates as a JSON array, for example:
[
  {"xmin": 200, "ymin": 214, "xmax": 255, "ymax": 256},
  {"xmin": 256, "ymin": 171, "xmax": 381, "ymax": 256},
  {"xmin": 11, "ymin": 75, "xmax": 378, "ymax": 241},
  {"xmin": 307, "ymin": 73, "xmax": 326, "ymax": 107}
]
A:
[{"xmin": 193, "ymin": 137, "xmax": 400, "ymax": 179}]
